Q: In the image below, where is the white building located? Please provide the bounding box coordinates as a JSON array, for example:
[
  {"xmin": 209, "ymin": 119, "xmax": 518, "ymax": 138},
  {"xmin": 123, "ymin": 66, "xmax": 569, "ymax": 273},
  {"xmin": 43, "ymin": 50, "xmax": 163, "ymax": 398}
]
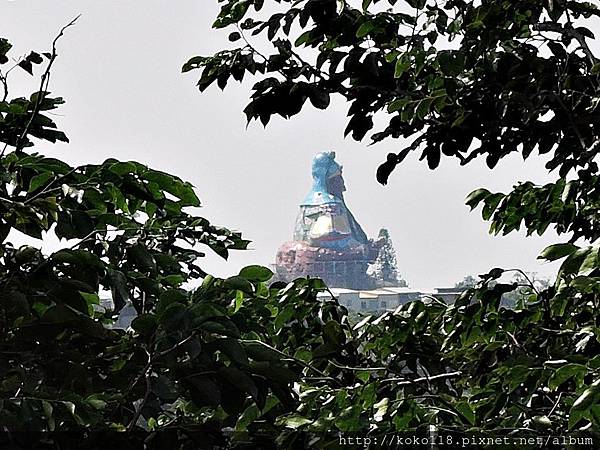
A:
[{"xmin": 318, "ymin": 286, "xmax": 463, "ymax": 314}]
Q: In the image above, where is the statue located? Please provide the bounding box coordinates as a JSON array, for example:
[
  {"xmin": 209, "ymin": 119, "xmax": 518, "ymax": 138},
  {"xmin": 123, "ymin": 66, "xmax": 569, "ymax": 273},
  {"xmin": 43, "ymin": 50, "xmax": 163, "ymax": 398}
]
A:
[
  {"xmin": 275, "ymin": 152, "xmax": 381, "ymax": 290},
  {"xmin": 294, "ymin": 151, "xmax": 368, "ymax": 248}
]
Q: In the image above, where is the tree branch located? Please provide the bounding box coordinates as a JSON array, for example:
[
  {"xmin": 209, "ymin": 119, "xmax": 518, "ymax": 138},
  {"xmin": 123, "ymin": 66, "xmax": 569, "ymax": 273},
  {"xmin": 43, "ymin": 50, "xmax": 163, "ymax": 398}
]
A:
[
  {"xmin": 7, "ymin": 15, "xmax": 80, "ymax": 157},
  {"xmin": 240, "ymin": 339, "xmax": 341, "ymax": 385},
  {"xmin": 127, "ymin": 348, "xmax": 152, "ymax": 432},
  {"xmin": 533, "ymin": 22, "xmax": 596, "ymax": 64},
  {"xmin": 504, "ymin": 268, "xmax": 540, "ymax": 295},
  {"xmin": 381, "ymin": 370, "xmax": 462, "ymax": 386}
]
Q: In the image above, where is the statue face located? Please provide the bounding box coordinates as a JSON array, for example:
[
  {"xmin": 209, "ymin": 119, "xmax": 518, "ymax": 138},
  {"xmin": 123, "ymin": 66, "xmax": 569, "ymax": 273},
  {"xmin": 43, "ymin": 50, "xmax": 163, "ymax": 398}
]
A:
[{"xmin": 327, "ymin": 171, "xmax": 345, "ymax": 198}]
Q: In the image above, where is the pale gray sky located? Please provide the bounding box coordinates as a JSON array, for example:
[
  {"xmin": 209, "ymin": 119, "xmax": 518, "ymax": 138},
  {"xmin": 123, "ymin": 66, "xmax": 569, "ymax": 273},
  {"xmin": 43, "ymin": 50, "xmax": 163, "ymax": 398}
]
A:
[{"xmin": 3, "ymin": 0, "xmax": 570, "ymax": 287}]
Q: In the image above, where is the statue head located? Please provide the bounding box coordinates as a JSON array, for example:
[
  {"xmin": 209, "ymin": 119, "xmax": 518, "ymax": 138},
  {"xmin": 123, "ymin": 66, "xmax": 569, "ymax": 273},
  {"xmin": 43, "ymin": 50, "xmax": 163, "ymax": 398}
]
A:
[{"xmin": 311, "ymin": 151, "xmax": 345, "ymax": 199}]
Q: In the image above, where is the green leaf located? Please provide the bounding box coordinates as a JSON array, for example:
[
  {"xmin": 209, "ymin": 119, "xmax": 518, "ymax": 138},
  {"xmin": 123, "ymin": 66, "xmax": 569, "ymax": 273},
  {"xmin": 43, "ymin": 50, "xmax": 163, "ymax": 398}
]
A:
[
  {"xmin": 293, "ymin": 348, "xmax": 312, "ymax": 363},
  {"xmin": 214, "ymin": 337, "xmax": 249, "ymax": 365},
  {"xmin": 153, "ymin": 375, "xmax": 179, "ymax": 401},
  {"xmin": 394, "ymin": 55, "xmax": 410, "ymax": 78},
  {"xmin": 244, "ymin": 341, "xmax": 281, "ymax": 361},
  {"xmin": 560, "ymin": 247, "xmax": 593, "ymax": 276},
  {"xmin": 334, "ymin": 405, "xmax": 361, "ymax": 431},
  {"xmin": 323, "ymin": 320, "xmax": 345, "ymax": 346},
  {"xmin": 437, "ymin": 51, "xmax": 464, "ymax": 76},
  {"xmin": 465, "ymin": 188, "xmax": 490, "ymax": 209},
  {"xmin": 533, "ymin": 415, "xmax": 552, "ymax": 428},
  {"xmin": 589, "ymin": 356, "xmax": 600, "ymax": 370},
  {"xmin": 41, "ymin": 400, "xmax": 53, "ymax": 418},
  {"xmin": 388, "ymin": 98, "xmax": 410, "ymax": 113},
  {"xmin": 63, "ymin": 401, "xmax": 76, "ymax": 417},
  {"xmin": 549, "ymin": 364, "xmax": 588, "ymax": 391},
  {"xmin": 234, "ymin": 289, "xmax": 244, "ymax": 312},
  {"xmin": 200, "ymin": 318, "xmax": 240, "ymax": 337},
  {"xmin": 279, "ymin": 414, "xmax": 312, "ymax": 429},
  {"xmin": 373, "ymin": 397, "xmax": 389, "ymax": 421},
  {"xmin": 415, "ymin": 98, "xmax": 433, "ymax": 120},
  {"xmin": 572, "ymin": 387, "xmax": 597, "ymax": 412},
  {"xmin": 128, "ymin": 244, "xmax": 157, "ymax": 274},
  {"xmin": 225, "ymin": 275, "xmax": 254, "ymax": 294},
  {"xmin": 353, "ymin": 315, "xmax": 372, "ymax": 330},
  {"xmin": 79, "ymin": 291, "xmax": 100, "ymax": 316},
  {"xmin": 538, "ymin": 243, "xmax": 579, "ymax": 261},
  {"xmin": 79, "ymin": 292, "xmax": 99, "ymax": 305},
  {"xmin": 84, "ymin": 395, "xmax": 107, "ymax": 410},
  {"xmin": 159, "ymin": 302, "xmax": 187, "ymax": 328},
  {"xmin": 356, "ymin": 21, "xmax": 375, "ymax": 38},
  {"xmin": 239, "ymin": 265, "xmax": 273, "ymax": 282},
  {"xmin": 157, "ymin": 289, "xmax": 187, "ymax": 315},
  {"xmin": 356, "ymin": 370, "xmax": 370, "ymax": 383},
  {"xmin": 295, "ymin": 31, "xmax": 311, "ymax": 47},
  {"xmin": 236, "ymin": 404, "xmax": 259, "ymax": 431},
  {"xmin": 456, "ymin": 401, "xmax": 475, "ymax": 425},
  {"xmin": 569, "ymin": 386, "xmax": 598, "ymax": 429},
  {"xmin": 131, "ymin": 313, "xmax": 157, "ymax": 337},
  {"xmin": 186, "ymin": 376, "xmax": 221, "ymax": 407},
  {"xmin": 578, "ymin": 247, "xmax": 599, "ymax": 276},
  {"xmin": 28, "ymin": 172, "xmax": 54, "ymax": 192},
  {"xmin": 219, "ymin": 366, "xmax": 258, "ymax": 401}
]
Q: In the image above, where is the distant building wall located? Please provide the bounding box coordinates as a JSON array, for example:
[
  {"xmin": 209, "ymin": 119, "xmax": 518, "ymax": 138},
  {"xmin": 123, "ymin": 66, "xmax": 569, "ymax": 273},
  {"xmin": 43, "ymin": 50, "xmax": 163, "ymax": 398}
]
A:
[{"xmin": 318, "ymin": 286, "xmax": 467, "ymax": 314}]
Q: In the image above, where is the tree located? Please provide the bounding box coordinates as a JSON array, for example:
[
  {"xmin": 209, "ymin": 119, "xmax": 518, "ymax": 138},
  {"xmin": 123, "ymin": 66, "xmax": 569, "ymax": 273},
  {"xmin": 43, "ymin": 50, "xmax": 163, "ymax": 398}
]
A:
[
  {"xmin": 456, "ymin": 273, "xmax": 551, "ymax": 308},
  {"xmin": 369, "ymin": 228, "xmax": 406, "ymax": 287},
  {"xmin": 500, "ymin": 271, "xmax": 551, "ymax": 308},
  {"xmin": 183, "ymin": 0, "xmax": 600, "ymax": 441},
  {"xmin": 454, "ymin": 275, "xmax": 477, "ymax": 289}
]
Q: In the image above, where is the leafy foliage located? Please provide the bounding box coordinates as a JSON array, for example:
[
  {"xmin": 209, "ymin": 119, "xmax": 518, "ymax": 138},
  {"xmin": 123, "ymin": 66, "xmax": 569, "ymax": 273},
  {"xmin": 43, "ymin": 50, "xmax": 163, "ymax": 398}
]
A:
[
  {"xmin": 189, "ymin": 0, "xmax": 599, "ymax": 168},
  {"xmin": 183, "ymin": 0, "xmax": 600, "ymax": 444},
  {"xmin": 369, "ymin": 228, "xmax": 406, "ymax": 287},
  {"xmin": 3, "ymin": 2, "xmax": 600, "ymax": 446}
]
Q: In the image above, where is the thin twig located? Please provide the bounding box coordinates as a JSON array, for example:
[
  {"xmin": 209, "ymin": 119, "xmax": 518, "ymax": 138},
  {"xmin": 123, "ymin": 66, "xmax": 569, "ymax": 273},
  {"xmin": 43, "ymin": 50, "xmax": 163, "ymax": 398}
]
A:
[
  {"xmin": 548, "ymin": 392, "xmax": 562, "ymax": 418},
  {"xmin": 0, "ymin": 70, "xmax": 7, "ymax": 103},
  {"xmin": 4, "ymin": 15, "xmax": 80, "ymax": 158},
  {"xmin": 504, "ymin": 269, "xmax": 540, "ymax": 295},
  {"xmin": 155, "ymin": 333, "xmax": 197, "ymax": 359},
  {"xmin": 505, "ymin": 329, "xmax": 529, "ymax": 355},
  {"xmin": 380, "ymin": 371, "xmax": 462, "ymax": 385},
  {"xmin": 327, "ymin": 360, "xmax": 388, "ymax": 372},
  {"xmin": 24, "ymin": 166, "xmax": 78, "ymax": 205},
  {"xmin": 240, "ymin": 339, "xmax": 341, "ymax": 385},
  {"xmin": 235, "ymin": 24, "xmax": 346, "ymax": 97},
  {"xmin": 420, "ymin": 294, "xmax": 448, "ymax": 307},
  {"xmin": 324, "ymin": 287, "xmax": 338, "ymax": 301},
  {"xmin": 127, "ymin": 348, "xmax": 152, "ymax": 431},
  {"xmin": 127, "ymin": 333, "xmax": 197, "ymax": 396},
  {"xmin": 0, "ymin": 60, "xmax": 24, "ymax": 104}
]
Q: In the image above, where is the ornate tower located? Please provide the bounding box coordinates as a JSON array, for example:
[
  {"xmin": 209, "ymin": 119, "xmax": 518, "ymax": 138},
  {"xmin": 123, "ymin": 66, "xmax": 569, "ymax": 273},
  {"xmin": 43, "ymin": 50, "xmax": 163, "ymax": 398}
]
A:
[{"xmin": 275, "ymin": 152, "xmax": 379, "ymax": 289}]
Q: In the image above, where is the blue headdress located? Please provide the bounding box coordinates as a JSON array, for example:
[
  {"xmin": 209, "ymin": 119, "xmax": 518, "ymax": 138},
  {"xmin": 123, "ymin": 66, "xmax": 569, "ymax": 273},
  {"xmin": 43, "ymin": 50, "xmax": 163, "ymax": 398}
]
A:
[{"xmin": 301, "ymin": 151, "xmax": 343, "ymax": 206}]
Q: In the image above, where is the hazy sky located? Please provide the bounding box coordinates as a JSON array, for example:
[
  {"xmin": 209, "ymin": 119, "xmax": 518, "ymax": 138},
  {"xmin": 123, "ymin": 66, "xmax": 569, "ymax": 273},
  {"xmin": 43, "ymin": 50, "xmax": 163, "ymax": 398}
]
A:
[{"xmin": 3, "ymin": 0, "xmax": 574, "ymax": 288}]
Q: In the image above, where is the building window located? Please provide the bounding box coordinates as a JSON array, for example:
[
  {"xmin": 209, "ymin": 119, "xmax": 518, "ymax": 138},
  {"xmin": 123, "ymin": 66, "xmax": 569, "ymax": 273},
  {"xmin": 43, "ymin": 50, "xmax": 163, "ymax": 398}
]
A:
[
  {"xmin": 381, "ymin": 301, "xmax": 387, "ymax": 309},
  {"xmin": 361, "ymin": 301, "xmax": 367, "ymax": 310}
]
